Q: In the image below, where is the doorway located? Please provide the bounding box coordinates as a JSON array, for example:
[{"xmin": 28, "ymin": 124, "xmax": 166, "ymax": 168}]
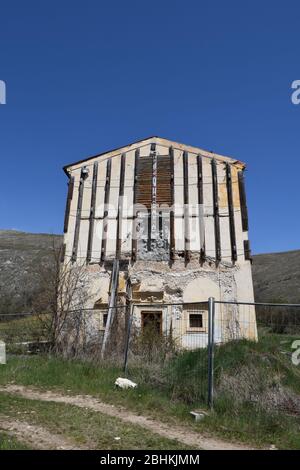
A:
[{"xmin": 141, "ymin": 311, "xmax": 162, "ymax": 335}]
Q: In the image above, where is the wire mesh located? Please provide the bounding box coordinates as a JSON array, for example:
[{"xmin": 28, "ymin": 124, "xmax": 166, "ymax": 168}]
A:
[
  {"xmin": 2, "ymin": 300, "xmax": 300, "ymax": 413},
  {"xmin": 0, "ymin": 313, "xmax": 50, "ymax": 353},
  {"xmin": 125, "ymin": 302, "xmax": 210, "ymax": 405},
  {"xmin": 213, "ymin": 301, "xmax": 300, "ymax": 415}
]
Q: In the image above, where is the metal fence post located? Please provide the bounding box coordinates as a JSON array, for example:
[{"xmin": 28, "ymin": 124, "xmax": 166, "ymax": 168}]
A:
[
  {"xmin": 208, "ymin": 297, "xmax": 215, "ymax": 409},
  {"xmin": 123, "ymin": 304, "xmax": 135, "ymax": 375}
]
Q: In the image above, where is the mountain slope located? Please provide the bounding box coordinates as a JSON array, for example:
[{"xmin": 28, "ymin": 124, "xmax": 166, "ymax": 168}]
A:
[
  {"xmin": 0, "ymin": 230, "xmax": 299, "ymax": 312},
  {"xmin": 0, "ymin": 230, "xmax": 62, "ymax": 313},
  {"xmin": 252, "ymin": 250, "xmax": 300, "ymax": 303}
]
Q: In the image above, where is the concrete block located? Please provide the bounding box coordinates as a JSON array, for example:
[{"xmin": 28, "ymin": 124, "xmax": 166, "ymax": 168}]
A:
[
  {"xmin": 190, "ymin": 410, "xmax": 209, "ymax": 422},
  {"xmin": 0, "ymin": 341, "xmax": 6, "ymax": 365}
]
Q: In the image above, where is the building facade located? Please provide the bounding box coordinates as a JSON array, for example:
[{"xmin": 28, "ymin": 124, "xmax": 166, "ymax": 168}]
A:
[{"xmin": 62, "ymin": 137, "xmax": 257, "ymax": 349}]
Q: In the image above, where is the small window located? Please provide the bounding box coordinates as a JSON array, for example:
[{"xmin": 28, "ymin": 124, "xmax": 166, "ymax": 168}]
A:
[
  {"xmin": 103, "ymin": 313, "xmax": 108, "ymax": 328},
  {"xmin": 189, "ymin": 313, "xmax": 203, "ymax": 328}
]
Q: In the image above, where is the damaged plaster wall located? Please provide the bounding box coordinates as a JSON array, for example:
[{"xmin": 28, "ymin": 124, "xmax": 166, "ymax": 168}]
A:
[
  {"xmin": 75, "ymin": 256, "xmax": 256, "ymax": 348},
  {"xmin": 128, "ymin": 258, "xmax": 247, "ymax": 347},
  {"xmin": 62, "ymin": 137, "xmax": 257, "ymax": 349}
]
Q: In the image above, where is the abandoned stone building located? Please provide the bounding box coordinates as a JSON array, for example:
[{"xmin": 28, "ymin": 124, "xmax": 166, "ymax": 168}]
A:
[{"xmin": 62, "ymin": 136, "xmax": 257, "ymax": 349}]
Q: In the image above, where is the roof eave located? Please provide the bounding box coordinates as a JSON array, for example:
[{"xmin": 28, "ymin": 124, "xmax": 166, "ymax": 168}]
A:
[
  {"xmin": 63, "ymin": 136, "xmax": 159, "ymax": 174},
  {"xmin": 63, "ymin": 136, "xmax": 246, "ymax": 175}
]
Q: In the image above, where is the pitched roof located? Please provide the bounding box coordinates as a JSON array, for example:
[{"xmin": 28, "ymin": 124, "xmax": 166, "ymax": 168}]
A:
[{"xmin": 63, "ymin": 136, "xmax": 245, "ymax": 176}]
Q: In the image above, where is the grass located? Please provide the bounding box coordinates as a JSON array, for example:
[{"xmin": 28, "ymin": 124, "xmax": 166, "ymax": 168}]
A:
[
  {"xmin": 201, "ymin": 400, "xmax": 300, "ymax": 450},
  {"xmin": 0, "ymin": 392, "xmax": 191, "ymax": 450},
  {"xmin": 0, "ymin": 315, "xmax": 49, "ymax": 349},
  {"xmin": 0, "ymin": 431, "xmax": 29, "ymax": 450},
  {"xmin": 1, "ymin": 331, "xmax": 300, "ymax": 449},
  {"xmin": 0, "ymin": 355, "xmax": 193, "ymax": 424}
]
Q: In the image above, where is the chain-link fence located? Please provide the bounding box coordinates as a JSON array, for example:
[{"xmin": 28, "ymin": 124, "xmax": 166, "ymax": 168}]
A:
[
  {"xmin": 124, "ymin": 301, "xmax": 210, "ymax": 405},
  {"xmin": 0, "ymin": 313, "xmax": 50, "ymax": 354},
  {"xmin": 1, "ymin": 300, "xmax": 300, "ymax": 412},
  {"xmin": 212, "ymin": 300, "xmax": 300, "ymax": 414},
  {"xmin": 123, "ymin": 299, "xmax": 300, "ymax": 410},
  {"xmin": 50, "ymin": 302, "xmax": 212, "ymax": 405}
]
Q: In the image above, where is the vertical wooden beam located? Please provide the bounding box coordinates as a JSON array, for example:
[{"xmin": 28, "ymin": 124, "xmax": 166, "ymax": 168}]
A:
[
  {"xmin": 131, "ymin": 149, "xmax": 139, "ymax": 261},
  {"xmin": 86, "ymin": 162, "xmax": 98, "ymax": 263},
  {"xmin": 149, "ymin": 143, "xmax": 157, "ymax": 252},
  {"xmin": 116, "ymin": 153, "xmax": 126, "ymax": 259},
  {"xmin": 147, "ymin": 209, "xmax": 152, "ymax": 251},
  {"xmin": 211, "ymin": 159, "xmax": 221, "ymax": 262},
  {"xmin": 151, "ymin": 143, "xmax": 157, "ymax": 209},
  {"xmin": 169, "ymin": 146, "xmax": 175, "ymax": 260},
  {"xmin": 238, "ymin": 170, "xmax": 249, "ymax": 232},
  {"xmin": 183, "ymin": 151, "xmax": 191, "ymax": 262},
  {"xmin": 197, "ymin": 155, "xmax": 205, "ymax": 262},
  {"xmin": 101, "ymin": 159, "xmax": 112, "ymax": 262},
  {"xmin": 60, "ymin": 243, "xmax": 66, "ymax": 263},
  {"xmin": 101, "ymin": 259, "xmax": 119, "ymax": 358},
  {"xmin": 244, "ymin": 239, "xmax": 252, "ymax": 261},
  {"xmin": 158, "ymin": 211, "xmax": 163, "ymax": 238},
  {"xmin": 226, "ymin": 163, "xmax": 237, "ymax": 262},
  {"xmin": 71, "ymin": 168, "xmax": 85, "ymax": 262},
  {"xmin": 63, "ymin": 176, "xmax": 74, "ymax": 233}
]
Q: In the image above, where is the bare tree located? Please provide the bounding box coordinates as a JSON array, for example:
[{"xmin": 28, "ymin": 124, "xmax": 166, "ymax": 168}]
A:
[{"xmin": 32, "ymin": 240, "xmax": 91, "ymax": 357}]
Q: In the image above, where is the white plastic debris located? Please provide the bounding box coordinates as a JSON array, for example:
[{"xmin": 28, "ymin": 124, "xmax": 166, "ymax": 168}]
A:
[
  {"xmin": 115, "ymin": 377, "xmax": 137, "ymax": 389},
  {"xmin": 190, "ymin": 410, "xmax": 209, "ymax": 422}
]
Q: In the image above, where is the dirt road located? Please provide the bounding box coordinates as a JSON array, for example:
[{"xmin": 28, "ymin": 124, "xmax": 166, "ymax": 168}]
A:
[{"xmin": 0, "ymin": 384, "xmax": 253, "ymax": 450}]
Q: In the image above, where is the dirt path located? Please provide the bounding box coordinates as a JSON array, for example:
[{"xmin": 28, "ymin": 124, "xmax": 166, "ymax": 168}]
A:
[
  {"xmin": 0, "ymin": 384, "xmax": 253, "ymax": 450},
  {"xmin": 0, "ymin": 416, "xmax": 84, "ymax": 450}
]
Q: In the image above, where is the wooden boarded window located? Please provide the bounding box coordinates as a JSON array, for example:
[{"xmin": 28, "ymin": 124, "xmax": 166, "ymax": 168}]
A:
[
  {"xmin": 135, "ymin": 152, "xmax": 172, "ymax": 259},
  {"xmin": 136, "ymin": 156, "xmax": 152, "ymax": 209},
  {"xmin": 136, "ymin": 155, "xmax": 172, "ymax": 208},
  {"xmin": 156, "ymin": 156, "xmax": 172, "ymax": 206}
]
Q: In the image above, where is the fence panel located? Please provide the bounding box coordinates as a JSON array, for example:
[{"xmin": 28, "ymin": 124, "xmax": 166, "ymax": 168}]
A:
[
  {"xmin": 124, "ymin": 301, "xmax": 210, "ymax": 406},
  {"xmin": 8, "ymin": 300, "xmax": 300, "ymax": 414},
  {"xmin": 213, "ymin": 300, "xmax": 300, "ymax": 414},
  {"xmin": 0, "ymin": 313, "xmax": 50, "ymax": 354}
]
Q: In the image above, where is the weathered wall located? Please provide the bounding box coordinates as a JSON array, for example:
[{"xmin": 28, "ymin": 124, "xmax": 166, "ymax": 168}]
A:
[
  {"xmin": 71, "ymin": 256, "xmax": 257, "ymax": 347},
  {"xmin": 62, "ymin": 137, "xmax": 256, "ymax": 346},
  {"xmin": 63, "ymin": 137, "xmax": 248, "ymax": 264}
]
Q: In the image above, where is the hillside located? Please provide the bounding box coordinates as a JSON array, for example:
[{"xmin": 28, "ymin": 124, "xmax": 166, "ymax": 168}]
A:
[
  {"xmin": 252, "ymin": 250, "xmax": 300, "ymax": 303},
  {"xmin": 0, "ymin": 230, "xmax": 299, "ymax": 312},
  {"xmin": 0, "ymin": 230, "xmax": 62, "ymax": 313}
]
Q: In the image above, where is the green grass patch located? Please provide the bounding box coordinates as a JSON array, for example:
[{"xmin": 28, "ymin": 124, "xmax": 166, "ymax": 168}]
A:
[
  {"xmin": 0, "ymin": 431, "xmax": 29, "ymax": 450},
  {"xmin": 0, "ymin": 355, "xmax": 193, "ymax": 425},
  {"xmin": 1, "ymin": 331, "xmax": 300, "ymax": 448},
  {"xmin": 197, "ymin": 398, "xmax": 300, "ymax": 450},
  {"xmin": 0, "ymin": 392, "xmax": 191, "ymax": 450},
  {"xmin": 0, "ymin": 315, "xmax": 49, "ymax": 349}
]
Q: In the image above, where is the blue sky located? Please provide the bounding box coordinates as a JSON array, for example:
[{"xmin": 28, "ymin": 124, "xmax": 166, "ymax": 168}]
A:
[{"xmin": 0, "ymin": 0, "xmax": 299, "ymax": 254}]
